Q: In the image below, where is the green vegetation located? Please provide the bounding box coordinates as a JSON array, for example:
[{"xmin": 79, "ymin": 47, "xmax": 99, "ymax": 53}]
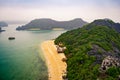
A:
[
  {"xmin": 55, "ymin": 20, "xmax": 120, "ymax": 80},
  {"xmin": 106, "ymin": 67, "xmax": 120, "ymax": 79}
]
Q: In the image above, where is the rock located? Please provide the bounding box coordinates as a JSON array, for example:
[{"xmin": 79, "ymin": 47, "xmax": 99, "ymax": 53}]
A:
[
  {"xmin": 56, "ymin": 45, "xmax": 66, "ymax": 53},
  {"xmin": 8, "ymin": 37, "xmax": 15, "ymax": 40},
  {"xmin": 100, "ymin": 56, "xmax": 120, "ymax": 72}
]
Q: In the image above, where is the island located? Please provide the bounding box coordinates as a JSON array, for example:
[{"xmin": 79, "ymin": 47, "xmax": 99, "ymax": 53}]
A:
[
  {"xmin": 0, "ymin": 21, "xmax": 8, "ymax": 32},
  {"xmin": 16, "ymin": 18, "xmax": 88, "ymax": 30},
  {"xmin": 0, "ymin": 27, "xmax": 5, "ymax": 32},
  {"xmin": 0, "ymin": 21, "xmax": 8, "ymax": 27}
]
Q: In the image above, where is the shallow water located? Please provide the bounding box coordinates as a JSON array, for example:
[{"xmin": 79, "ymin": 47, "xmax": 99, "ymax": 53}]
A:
[{"xmin": 0, "ymin": 24, "xmax": 66, "ymax": 80}]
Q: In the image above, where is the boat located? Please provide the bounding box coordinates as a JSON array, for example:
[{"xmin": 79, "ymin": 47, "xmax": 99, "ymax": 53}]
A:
[{"xmin": 8, "ymin": 37, "xmax": 15, "ymax": 40}]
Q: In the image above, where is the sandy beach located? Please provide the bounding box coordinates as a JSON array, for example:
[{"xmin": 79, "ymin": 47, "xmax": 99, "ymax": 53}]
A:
[{"xmin": 41, "ymin": 40, "xmax": 67, "ymax": 80}]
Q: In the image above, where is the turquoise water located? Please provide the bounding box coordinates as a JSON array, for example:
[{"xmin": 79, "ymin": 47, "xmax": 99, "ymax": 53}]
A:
[{"xmin": 0, "ymin": 24, "xmax": 66, "ymax": 80}]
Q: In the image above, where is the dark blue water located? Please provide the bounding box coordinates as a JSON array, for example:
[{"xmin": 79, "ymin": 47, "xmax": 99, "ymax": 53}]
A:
[{"xmin": 0, "ymin": 24, "xmax": 66, "ymax": 80}]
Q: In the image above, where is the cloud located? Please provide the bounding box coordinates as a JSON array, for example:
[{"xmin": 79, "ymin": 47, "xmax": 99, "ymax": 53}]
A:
[
  {"xmin": 0, "ymin": 5, "xmax": 120, "ymax": 22},
  {"xmin": 0, "ymin": 0, "xmax": 119, "ymax": 10},
  {"xmin": 0, "ymin": 0, "xmax": 120, "ymax": 23}
]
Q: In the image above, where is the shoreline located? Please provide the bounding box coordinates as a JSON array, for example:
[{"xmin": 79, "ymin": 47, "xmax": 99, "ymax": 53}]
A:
[{"xmin": 41, "ymin": 40, "xmax": 67, "ymax": 80}]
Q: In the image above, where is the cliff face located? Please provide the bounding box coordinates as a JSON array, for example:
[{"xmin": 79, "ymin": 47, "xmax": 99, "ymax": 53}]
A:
[
  {"xmin": 55, "ymin": 19, "xmax": 120, "ymax": 80},
  {"xmin": 16, "ymin": 18, "xmax": 88, "ymax": 30}
]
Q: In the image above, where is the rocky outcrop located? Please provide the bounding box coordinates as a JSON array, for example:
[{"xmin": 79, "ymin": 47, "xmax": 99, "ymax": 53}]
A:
[
  {"xmin": 100, "ymin": 56, "xmax": 120, "ymax": 72},
  {"xmin": 87, "ymin": 45, "xmax": 120, "ymax": 65},
  {"xmin": 56, "ymin": 45, "xmax": 66, "ymax": 53}
]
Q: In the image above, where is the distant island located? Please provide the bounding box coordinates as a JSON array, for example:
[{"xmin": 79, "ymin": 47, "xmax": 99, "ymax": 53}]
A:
[
  {"xmin": 0, "ymin": 21, "xmax": 8, "ymax": 32},
  {"xmin": 55, "ymin": 19, "xmax": 120, "ymax": 80},
  {"xmin": 0, "ymin": 21, "xmax": 8, "ymax": 27},
  {"xmin": 16, "ymin": 18, "xmax": 88, "ymax": 30},
  {"xmin": 0, "ymin": 27, "xmax": 5, "ymax": 32}
]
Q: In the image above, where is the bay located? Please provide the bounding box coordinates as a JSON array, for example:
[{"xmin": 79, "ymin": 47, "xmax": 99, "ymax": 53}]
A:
[{"xmin": 0, "ymin": 24, "xmax": 66, "ymax": 80}]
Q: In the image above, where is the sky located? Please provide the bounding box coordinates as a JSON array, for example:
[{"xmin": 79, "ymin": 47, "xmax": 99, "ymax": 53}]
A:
[{"xmin": 0, "ymin": 0, "xmax": 120, "ymax": 24}]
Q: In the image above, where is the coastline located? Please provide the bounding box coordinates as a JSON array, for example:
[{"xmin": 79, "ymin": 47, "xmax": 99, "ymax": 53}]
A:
[{"xmin": 41, "ymin": 40, "xmax": 67, "ymax": 80}]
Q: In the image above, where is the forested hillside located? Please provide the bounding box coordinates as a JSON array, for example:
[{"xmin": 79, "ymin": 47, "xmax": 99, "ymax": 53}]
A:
[{"xmin": 55, "ymin": 19, "xmax": 120, "ymax": 80}]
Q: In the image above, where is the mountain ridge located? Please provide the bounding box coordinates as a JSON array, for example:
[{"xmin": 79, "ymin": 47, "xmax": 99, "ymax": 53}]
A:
[{"xmin": 87, "ymin": 19, "xmax": 120, "ymax": 32}]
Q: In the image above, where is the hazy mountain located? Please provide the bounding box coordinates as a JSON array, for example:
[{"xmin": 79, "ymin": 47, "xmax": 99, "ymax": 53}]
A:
[
  {"xmin": 0, "ymin": 21, "xmax": 8, "ymax": 27},
  {"xmin": 55, "ymin": 19, "xmax": 120, "ymax": 80},
  {"xmin": 16, "ymin": 18, "xmax": 88, "ymax": 30}
]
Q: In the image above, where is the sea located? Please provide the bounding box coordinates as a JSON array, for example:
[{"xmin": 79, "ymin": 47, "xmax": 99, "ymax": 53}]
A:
[{"xmin": 0, "ymin": 24, "xmax": 66, "ymax": 80}]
